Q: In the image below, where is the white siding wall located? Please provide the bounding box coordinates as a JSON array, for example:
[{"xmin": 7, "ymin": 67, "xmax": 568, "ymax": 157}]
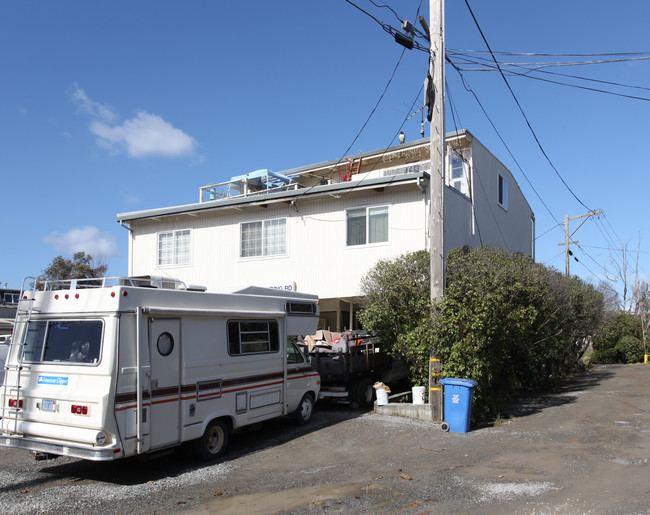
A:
[
  {"xmin": 460, "ymin": 139, "xmax": 533, "ymax": 255},
  {"xmin": 129, "ymin": 183, "xmax": 429, "ymax": 299}
]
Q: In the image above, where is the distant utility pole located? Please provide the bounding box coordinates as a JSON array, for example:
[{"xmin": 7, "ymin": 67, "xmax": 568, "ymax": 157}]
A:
[{"xmin": 558, "ymin": 209, "xmax": 602, "ymax": 277}]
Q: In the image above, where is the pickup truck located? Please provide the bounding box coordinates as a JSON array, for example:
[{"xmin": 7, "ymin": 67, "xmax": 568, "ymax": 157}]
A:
[{"xmin": 308, "ymin": 333, "xmax": 408, "ymax": 407}]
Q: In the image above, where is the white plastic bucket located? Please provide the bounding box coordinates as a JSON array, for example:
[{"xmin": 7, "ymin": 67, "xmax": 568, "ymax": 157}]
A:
[
  {"xmin": 412, "ymin": 386, "xmax": 425, "ymax": 404},
  {"xmin": 376, "ymin": 388, "xmax": 388, "ymax": 405}
]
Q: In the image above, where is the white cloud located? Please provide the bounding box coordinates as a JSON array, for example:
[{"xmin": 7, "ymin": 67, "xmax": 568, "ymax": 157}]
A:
[
  {"xmin": 68, "ymin": 83, "xmax": 118, "ymax": 124},
  {"xmin": 91, "ymin": 111, "xmax": 197, "ymax": 158},
  {"xmin": 69, "ymin": 84, "xmax": 197, "ymax": 158},
  {"xmin": 43, "ymin": 226, "xmax": 119, "ymax": 257},
  {"xmin": 121, "ymin": 192, "xmax": 141, "ymax": 205}
]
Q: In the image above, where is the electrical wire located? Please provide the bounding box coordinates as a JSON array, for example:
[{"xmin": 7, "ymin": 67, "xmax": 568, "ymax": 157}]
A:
[
  {"xmin": 447, "ymin": 59, "xmax": 561, "ymax": 226},
  {"xmin": 449, "ymin": 55, "xmax": 650, "ymax": 101},
  {"xmin": 461, "ymin": 0, "xmax": 593, "ymax": 212},
  {"xmin": 343, "ymin": 0, "xmax": 429, "ymax": 51},
  {"xmin": 535, "ymin": 222, "xmax": 563, "ymax": 241},
  {"xmin": 445, "ymin": 80, "xmax": 483, "ymax": 246},
  {"xmin": 449, "ymin": 48, "xmax": 650, "ymax": 58},
  {"xmin": 295, "ymin": 46, "xmax": 407, "ymax": 200}
]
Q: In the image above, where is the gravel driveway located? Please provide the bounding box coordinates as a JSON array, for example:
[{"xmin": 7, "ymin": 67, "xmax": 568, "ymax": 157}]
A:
[{"xmin": 0, "ymin": 364, "xmax": 648, "ymax": 514}]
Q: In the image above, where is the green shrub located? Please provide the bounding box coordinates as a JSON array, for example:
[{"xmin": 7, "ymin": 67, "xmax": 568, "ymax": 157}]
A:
[
  {"xmin": 432, "ymin": 247, "xmax": 602, "ymax": 415},
  {"xmin": 358, "ymin": 247, "xmax": 604, "ymax": 417},
  {"xmin": 591, "ymin": 312, "xmax": 644, "ymax": 364}
]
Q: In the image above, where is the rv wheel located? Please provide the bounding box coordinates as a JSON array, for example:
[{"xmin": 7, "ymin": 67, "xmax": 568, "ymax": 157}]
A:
[
  {"xmin": 294, "ymin": 393, "xmax": 314, "ymax": 425},
  {"xmin": 195, "ymin": 419, "xmax": 229, "ymax": 461}
]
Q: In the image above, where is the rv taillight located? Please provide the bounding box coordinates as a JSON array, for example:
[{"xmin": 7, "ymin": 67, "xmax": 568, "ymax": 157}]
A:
[
  {"xmin": 8, "ymin": 399, "xmax": 23, "ymax": 408},
  {"xmin": 71, "ymin": 405, "xmax": 89, "ymax": 415},
  {"xmin": 54, "ymin": 294, "xmax": 59, "ymax": 300}
]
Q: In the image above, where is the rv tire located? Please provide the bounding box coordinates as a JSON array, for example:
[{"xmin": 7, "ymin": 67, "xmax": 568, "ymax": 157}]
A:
[
  {"xmin": 194, "ymin": 419, "xmax": 229, "ymax": 461},
  {"xmin": 294, "ymin": 393, "xmax": 315, "ymax": 425}
]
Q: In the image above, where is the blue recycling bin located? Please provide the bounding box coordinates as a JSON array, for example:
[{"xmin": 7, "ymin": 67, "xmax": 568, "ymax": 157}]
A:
[{"xmin": 440, "ymin": 378, "xmax": 478, "ymax": 433}]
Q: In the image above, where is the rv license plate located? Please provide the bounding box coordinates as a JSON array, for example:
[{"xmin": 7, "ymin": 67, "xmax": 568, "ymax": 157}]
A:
[{"xmin": 41, "ymin": 399, "xmax": 56, "ymax": 412}]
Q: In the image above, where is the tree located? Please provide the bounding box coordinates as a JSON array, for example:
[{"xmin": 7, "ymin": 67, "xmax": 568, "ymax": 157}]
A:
[
  {"xmin": 358, "ymin": 250, "xmax": 433, "ymax": 387},
  {"xmin": 432, "ymin": 246, "xmax": 603, "ymax": 414},
  {"xmin": 591, "ymin": 312, "xmax": 644, "ymax": 364},
  {"xmin": 43, "ymin": 252, "xmax": 108, "ymax": 281},
  {"xmin": 359, "ymin": 246, "xmax": 604, "ymax": 417}
]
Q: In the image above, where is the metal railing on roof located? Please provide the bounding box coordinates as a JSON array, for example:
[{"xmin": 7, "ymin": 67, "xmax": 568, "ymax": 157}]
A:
[{"xmin": 199, "ymin": 169, "xmax": 300, "ymax": 203}]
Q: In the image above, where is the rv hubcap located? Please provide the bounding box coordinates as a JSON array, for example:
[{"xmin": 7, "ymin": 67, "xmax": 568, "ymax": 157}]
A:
[
  {"xmin": 207, "ymin": 426, "xmax": 224, "ymax": 453},
  {"xmin": 300, "ymin": 398, "xmax": 313, "ymax": 419}
]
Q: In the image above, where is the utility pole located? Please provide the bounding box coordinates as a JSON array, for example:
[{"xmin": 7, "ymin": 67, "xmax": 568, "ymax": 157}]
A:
[
  {"xmin": 427, "ymin": 0, "xmax": 445, "ymax": 423},
  {"xmin": 558, "ymin": 209, "xmax": 602, "ymax": 277},
  {"xmin": 429, "ymin": 0, "xmax": 445, "ymax": 303}
]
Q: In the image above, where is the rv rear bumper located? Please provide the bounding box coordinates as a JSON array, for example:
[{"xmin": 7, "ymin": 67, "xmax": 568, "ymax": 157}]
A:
[{"xmin": 0, "ymin": 434, "xmax": 121, "ymax": 461}]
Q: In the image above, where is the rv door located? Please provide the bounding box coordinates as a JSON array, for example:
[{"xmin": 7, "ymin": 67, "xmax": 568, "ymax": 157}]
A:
[{"xmin": 148, "ymin": 318, "xmax": 181, "ymax": 449}]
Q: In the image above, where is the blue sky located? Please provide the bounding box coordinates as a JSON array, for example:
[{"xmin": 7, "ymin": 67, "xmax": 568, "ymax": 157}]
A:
[{"xmin": 1, "ymin": 1, "xmax": 649, "ymax": 307}]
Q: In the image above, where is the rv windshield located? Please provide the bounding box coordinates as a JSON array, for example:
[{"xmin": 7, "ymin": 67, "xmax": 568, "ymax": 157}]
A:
[{"xmin": 22, "ymin": 320, "xmax": 103, "ymax": 365}]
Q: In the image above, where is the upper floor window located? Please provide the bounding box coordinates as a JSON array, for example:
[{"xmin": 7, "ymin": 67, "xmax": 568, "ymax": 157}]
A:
[
  {"xmin": 158, "ymin": 229, "xmax": 191, "ymax": 266},
  {"xmin": 241, "ymin": 218, "xmax": 286, "ymax": 258},
  {"xmin": 449, "ymin": 153, "xmax": 469, "ymax": 196},
  {"xmin": 498, "ymin": 173, "xmax": 508, "ymax": 209},
  {"xmin": 346, "ymin": 206, "xmax": 388, "ymax": 246}
]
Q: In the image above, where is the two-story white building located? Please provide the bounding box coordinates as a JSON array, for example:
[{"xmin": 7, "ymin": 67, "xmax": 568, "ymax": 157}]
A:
[{"xmin": 116, "ymin": 129, "xmax": 535, "ymax": 331}]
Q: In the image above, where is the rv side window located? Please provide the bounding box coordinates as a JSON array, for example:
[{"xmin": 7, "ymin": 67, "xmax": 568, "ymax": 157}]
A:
[
  {"xmin": 228, "ymin": 320, "xmax": 279, "ymax": 355},
  {"xmin": 285, "ymin": 302, "xmax": 316, "ymax": 315},
  {"xmin": 23, "ymin": 320, "xmax": 103, "ymax": 365}
]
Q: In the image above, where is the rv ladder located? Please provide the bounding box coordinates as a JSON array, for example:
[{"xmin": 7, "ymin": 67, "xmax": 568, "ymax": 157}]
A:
[{"xmin": 1, "ymin": 276, "xmax": 38, "ymax": 434}]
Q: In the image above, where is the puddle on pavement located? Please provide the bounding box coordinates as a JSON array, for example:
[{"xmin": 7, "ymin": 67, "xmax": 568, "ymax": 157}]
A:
[{"xmin": 190, "ymin": 483, "xmax": 393, "ymax": 514}]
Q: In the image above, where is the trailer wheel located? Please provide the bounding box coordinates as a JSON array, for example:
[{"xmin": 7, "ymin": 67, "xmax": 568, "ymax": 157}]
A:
[
  {"xmin": 294, "ymin": 393, "xmax": 315, "ymax": 425},
  {"xmin": 194, "ymin": 419, "xmax": 229, "ymax": 461},
  {"xmin": 356, "ymin": 378, "xmax": 375, "ymax": 407}
]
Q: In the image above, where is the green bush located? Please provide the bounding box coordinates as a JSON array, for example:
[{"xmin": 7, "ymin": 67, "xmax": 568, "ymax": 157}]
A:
[
  {"xmin": 358, "ymin": 247, "xmax": 604, "ymax": 417},
  {"xmin": 591, "ymin": 312, "xmax": 644, "ymax": 364},
  {"xmin": 433, "ymin": 246, "xmax": 603, "ymax": 415},
  {"xmin": 358, "ymin": 250, "xmax": 432, "ymax": 387}
]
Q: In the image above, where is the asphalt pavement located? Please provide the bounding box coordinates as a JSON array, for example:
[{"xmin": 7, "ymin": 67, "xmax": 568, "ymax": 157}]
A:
[{"xmin": 0, "ymin": 364, "xmax": 648, "ymax": 514}]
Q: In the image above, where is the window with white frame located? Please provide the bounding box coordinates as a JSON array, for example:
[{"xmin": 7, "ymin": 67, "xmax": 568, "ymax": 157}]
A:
[
  {"xmin": 157, "ymin": 229, "xmax": 191, "ymax": 266},
  {"xmin": 346, "ymin": 205, "xmax": 389, "ymax": 246},
  {"xmin": 498, "ymin": 173, "xmax": 508, "ymax": 209},
  {"xmin": 240, "ymin": 217, "xmax": 286, "ymax": 258},
  {"xmin": 449, "ymin": 153, "xmax": 469, "ymax": 196}
]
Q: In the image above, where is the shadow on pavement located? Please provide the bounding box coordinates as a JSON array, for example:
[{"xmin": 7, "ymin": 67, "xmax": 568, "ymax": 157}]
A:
[
  {"xmin": 28, "ymin": 404, "xmax": 368, "ymax": 487},
  {"xmin": 499, "ymin": 367, "xmax": 614, "ymax": 419}
]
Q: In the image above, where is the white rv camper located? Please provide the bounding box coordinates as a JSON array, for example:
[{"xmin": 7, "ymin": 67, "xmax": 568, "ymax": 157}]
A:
[{"xmin": 0, "ymin": 276, "xmax": 320, "ymax": 461}]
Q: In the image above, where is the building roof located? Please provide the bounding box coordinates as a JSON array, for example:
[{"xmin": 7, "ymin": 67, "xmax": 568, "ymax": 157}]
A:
[{"xmin": 116, "ymin": 130, "xmax": 478, "ymax": 224}]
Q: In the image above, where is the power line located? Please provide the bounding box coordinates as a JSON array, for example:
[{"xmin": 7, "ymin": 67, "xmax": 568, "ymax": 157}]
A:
[
  {"xmin": 343, "ymin": 0, "xmax": 429, "ymax": 51},
  {"xmin": 447, "ymin": 59, "xmax": 561, "ymax": 225},
  {"xmin": 295, "ymin": 46, "xmax": 408, "ymax": 199},
  {"xmin": 449, "ymin": 48, "xmax": 650, "ymax": 58},
  {"xmin": 579, "ymin": 244, "xmax": 650, "ymax": 254},
  {"xmin": 461, "ymin": 0, "xmax": 593, "ymax": 212},
  {"xmin": 449, "ymin": 55, "xmax": 650, "ymax": 102}
]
